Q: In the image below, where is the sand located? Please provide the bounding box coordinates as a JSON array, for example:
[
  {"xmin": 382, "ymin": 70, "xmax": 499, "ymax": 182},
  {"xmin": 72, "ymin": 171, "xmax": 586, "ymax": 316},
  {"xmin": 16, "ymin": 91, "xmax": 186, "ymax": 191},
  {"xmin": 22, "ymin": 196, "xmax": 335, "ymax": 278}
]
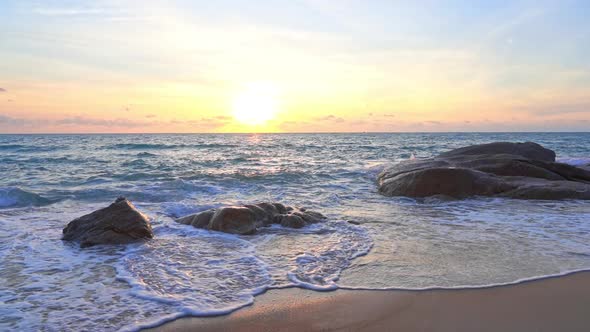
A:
[{"xmin": 147, "ymin": 271, "xmax": 590, "ymax": 332}]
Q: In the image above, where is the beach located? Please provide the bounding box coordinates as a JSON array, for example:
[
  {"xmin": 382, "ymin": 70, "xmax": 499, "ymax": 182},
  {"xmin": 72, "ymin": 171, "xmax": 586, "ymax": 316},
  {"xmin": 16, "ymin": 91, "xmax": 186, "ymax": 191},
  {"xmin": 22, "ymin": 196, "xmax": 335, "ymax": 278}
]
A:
[{"xmin": 150, "ymin": 271, "xmax": 590, "ymax": 332}]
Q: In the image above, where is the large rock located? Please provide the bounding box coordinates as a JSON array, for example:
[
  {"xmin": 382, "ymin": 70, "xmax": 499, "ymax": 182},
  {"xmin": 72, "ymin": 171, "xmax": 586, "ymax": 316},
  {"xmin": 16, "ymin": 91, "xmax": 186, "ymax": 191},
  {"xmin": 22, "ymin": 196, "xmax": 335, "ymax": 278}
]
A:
[
  {"xmin": 177, "ymin": 203, "xmax": 326, "ymax": 234},
  {"xmin": 500, "ymin": 177, "xmax": 590, "ymax": 200},
  {"xmin": 438, "ymin": 141, "xmax": 556, "ymax": 162},
  {"xmin": 378, "ymin": 142, "xmax": 590, "ymax": 200},
  {"xmin": 62, "ymin": 197, "xmax": 154, "ymax": 247},
  {"xmin": 379, "ymin": 167, "xmax": 515, "ymax": 198}
]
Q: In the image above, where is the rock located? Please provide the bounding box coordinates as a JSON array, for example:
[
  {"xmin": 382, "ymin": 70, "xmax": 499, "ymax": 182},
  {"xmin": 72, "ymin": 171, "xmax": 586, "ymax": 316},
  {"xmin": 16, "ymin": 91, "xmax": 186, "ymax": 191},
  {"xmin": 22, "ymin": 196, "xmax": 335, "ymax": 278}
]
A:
[
  {"xmin": 210, "ymin": 207, "xmax": 258, "ymax": 235},
  {"xmin": 529, "ymin": 160, "xmax": 590, "ymax": 183},
  {"xmin": 279, "ymin": 214, "xmax": 306, "ymax": 229},
  {"xmin": 441, "ymin": 154, "xmax": 565, "ymax": 180},
  {"xmin": 378, "ymin": 142, "xmax": 590, "ymax": 200},
  {"xmin": 438, "ymin": 141, "xmax": 556, "ymax": 162},
  {"xmin": 379, "ymin": 167, "xmax": 515, "ymax": 198},
  {"xmin": 62, "ymin": 197, "xmax": 153, "ymax": 248},
  {"xmin": 500, "ymin": 178, "xmax": 590, "ymax": 200},
  {"xmin": 177, "ymin": 209, "xmax": 214, "ymax": 228},
  {"xmin": 176, "ymin": 202, "xmax": 326, "ymax": 234}
]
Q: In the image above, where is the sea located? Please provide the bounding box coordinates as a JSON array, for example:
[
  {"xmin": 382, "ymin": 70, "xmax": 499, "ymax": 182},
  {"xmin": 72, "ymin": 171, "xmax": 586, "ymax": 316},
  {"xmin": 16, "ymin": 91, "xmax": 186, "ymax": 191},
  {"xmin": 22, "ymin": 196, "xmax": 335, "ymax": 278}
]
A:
[{"xmin": 1, "ymin": 133, "xmax": 589, "ymax": 331}]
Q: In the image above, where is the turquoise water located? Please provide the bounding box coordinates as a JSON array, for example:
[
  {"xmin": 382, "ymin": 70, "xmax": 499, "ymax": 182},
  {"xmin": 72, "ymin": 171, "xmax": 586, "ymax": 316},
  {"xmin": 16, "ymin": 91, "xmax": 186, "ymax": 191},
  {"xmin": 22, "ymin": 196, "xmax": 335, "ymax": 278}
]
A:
[{"xmin": 1, "ymin": 133, "xmax": 590, "ymax": 331}]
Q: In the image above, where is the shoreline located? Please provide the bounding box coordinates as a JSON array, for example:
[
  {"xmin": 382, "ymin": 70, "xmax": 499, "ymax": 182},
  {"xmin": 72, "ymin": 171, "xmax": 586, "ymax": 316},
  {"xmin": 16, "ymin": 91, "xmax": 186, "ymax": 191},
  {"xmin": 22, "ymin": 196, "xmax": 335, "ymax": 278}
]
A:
[{"xmin": 147, "ymin": 271, "xmax": 590, "ymax": 332}]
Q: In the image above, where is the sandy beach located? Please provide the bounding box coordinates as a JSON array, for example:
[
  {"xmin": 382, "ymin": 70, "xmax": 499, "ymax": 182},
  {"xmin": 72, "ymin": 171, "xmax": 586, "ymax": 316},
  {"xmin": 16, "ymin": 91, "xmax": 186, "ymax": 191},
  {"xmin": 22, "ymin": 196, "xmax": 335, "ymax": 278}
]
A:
[{"xmin": 149, "ymin": 271, "xmax": 590, "ymax": 332}]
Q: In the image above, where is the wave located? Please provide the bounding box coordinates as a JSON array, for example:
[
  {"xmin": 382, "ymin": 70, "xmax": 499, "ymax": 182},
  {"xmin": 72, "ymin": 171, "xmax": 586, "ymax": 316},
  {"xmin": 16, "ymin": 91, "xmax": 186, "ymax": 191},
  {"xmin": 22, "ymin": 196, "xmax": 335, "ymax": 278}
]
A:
[
  {"xmin": 0, "ymin": 144, "xmax": 25, "ymax": 150},
  {"xmin": 557, "ymin": 157, "xmax": 590, "ymax": 167},
  {"xmin": 137, "ymin": 152, "xmax": 157, "ymax": 157},
  {"xmin": 109, "ymin": 143, "xmax": 182, "ymax": 150},
  {"xmin": 0, "ymin": 144, "xmax": 64, "ymax": 153},
  {"xmin": 0, "ymin": 187, "xmax": 52, "ymax": 208},
  {"xmin": 107, "ymin": 143, "xmax": 238, "ymax": 150},
  {"xmin": 111, "ymin": 220, "xmax": 373, "ymax": 331},
  {"xmin": 339, "ymin": 268, "xmax": 590, "ymax": 291}
]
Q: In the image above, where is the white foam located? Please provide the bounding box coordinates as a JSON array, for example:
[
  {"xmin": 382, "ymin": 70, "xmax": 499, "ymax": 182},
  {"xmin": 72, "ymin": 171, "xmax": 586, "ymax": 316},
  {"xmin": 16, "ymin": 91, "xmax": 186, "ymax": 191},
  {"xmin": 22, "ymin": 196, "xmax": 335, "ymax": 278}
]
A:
[
  {"xmin": 557, "ymin": 157, "xmax": 590, "ymax": 167},
  {"xmin": 105, "ymin": 219, "xmax": 372, "ymax": 330},
  {"xmin": 1, "ymin": 196, "xmax": 589, "ymax": 332},
  {"xmin": 339, "ymin": 268, "xmax": 590, "ymax": 291}
]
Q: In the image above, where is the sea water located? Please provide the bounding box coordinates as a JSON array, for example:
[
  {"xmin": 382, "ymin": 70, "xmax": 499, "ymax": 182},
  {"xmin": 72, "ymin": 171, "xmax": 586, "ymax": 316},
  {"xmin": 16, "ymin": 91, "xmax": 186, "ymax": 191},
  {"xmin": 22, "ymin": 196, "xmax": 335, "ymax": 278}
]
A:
[{"xmin": 1, "ymin": 133, "xmax": 589, "ymax": 331}]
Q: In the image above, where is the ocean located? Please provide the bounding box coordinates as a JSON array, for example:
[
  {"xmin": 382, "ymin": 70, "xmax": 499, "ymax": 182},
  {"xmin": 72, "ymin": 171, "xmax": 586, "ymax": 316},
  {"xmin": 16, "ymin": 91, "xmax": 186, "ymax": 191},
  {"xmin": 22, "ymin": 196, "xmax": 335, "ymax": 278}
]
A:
[{"xmin": 1, "ymin": 133, "xmax": 589, "ymax": 331}]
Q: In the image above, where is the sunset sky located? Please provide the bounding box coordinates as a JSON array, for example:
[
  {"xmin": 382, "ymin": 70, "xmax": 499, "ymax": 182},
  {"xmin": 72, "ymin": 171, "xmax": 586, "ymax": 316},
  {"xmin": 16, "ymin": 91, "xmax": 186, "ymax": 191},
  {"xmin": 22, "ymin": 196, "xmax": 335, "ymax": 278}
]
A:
[{"xmin": 1, "ymin": 0, "xmax": 589, "ymax": 133}]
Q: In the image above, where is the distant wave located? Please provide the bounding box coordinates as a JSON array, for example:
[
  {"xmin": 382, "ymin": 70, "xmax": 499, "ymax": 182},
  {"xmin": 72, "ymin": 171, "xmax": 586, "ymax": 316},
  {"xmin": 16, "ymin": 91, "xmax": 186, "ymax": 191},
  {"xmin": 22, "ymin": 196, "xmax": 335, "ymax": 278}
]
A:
[
  {"xmin": 0, "ymin": 144, "xmax": 64, "ymax": 153},
  {"xmin": 0, "ymin": 187, "xmax": 52, "ymax": 208},
  {"xmin": 0, "ymin": 144, "xmax": 24, "ymax": 150},
  {"xmin": 107, "ymin": 143, "xmax": 238, "ymax": 150},
  {"xmin": 136, "ymin": 152, "xmax": 157, "ymax": 157}
]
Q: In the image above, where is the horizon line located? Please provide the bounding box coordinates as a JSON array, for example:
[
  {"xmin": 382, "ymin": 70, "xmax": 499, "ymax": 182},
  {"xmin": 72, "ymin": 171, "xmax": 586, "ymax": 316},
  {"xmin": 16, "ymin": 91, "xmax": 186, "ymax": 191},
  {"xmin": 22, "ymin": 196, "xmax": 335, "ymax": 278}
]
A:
[{"xmin": 1, "ymin": 131, "xmax": 589, "ymax": 135}]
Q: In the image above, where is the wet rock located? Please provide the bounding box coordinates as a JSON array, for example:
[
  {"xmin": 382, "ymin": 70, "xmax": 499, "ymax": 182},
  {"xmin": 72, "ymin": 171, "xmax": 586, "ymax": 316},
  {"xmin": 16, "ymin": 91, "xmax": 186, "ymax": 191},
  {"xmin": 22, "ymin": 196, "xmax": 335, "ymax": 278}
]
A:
[
  {"xmin": 437, "ymin": 141, "xmax": 556, "ymax": 162},
  {"xmin": 499, "ymin": 177, "xmax": 590, "ymax": 200},
  {"xmin": 177, "ymin": 209, "xmax": 214, "ymax": 228},
  {"xmin": 378, "ymin": 142, "xmax": 590, "ymax": 200},
  {"xmin": 210, "ymin": 207, "xmax": 258, "ymax": 235},
  {"xmin": 380, "ymin": 167, "xmax": 515, "ymax": 198},
  {"xmin": 176, "ymin": 203, "xmax": 326, "ymax": 234},
  {"xmin": 62, "ymin": 197, "xmax": 153, "ymax": 248},
  {"xmin": 279, "ymin": 214, "xmax": 306, "ymax": 229}
]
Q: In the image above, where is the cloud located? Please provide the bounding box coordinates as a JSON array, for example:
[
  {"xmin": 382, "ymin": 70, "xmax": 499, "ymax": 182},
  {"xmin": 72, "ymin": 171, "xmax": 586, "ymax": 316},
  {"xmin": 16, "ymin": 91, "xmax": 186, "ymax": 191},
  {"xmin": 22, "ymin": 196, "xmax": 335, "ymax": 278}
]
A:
[
  {"xmin": 0, "ymin": 88, "xmax": 6, "ymax": 92},
  {"xmin": 201, "ymin": 116, "xmax": 232, "ymax": 124},
  {"xmin": 31, "ymin": 5, "xmax": 154, "ymax": 22},
  {"xmin": 54, "ymin": 116, "xmax": 147, "ymax": 128},
  {"xmin": 0, "ymin": 114, "xmax": 22, "ymax": 124},
  {"xmin": 1, "ymin": 113, "xmax": 232, "ymax": 132},
  {"xmin": 281, "ymin": 121, "xmax": 299, "ymax": 125},
  {"xmin": 168, "ymin": 116, "xmax": 231, "ymax": 128},
  {"xmin": 0, "ymin": 114, "xmax": 40, "ymax": 126},
  {"xmin": 33, "ymin": 8, "xmax": 106, "ymax": 16},
  {"xmin": 316, "ymin": 114, "xmax": 345, "ymax": 123}
]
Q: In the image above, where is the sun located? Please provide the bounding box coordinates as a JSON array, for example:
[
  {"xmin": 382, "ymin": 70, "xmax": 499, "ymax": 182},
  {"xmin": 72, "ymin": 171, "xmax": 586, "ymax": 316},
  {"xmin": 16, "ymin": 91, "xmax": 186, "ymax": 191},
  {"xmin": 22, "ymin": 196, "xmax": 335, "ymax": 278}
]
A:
[{"xmin": 232, "ymin": 82, "xmax": 280, "ymax": 126}]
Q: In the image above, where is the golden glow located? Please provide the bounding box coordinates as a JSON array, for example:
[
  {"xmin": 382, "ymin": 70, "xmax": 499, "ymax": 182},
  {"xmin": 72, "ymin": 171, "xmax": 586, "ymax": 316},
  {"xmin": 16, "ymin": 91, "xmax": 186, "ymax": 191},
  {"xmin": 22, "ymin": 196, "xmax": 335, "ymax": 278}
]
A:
[
  {"xmin": 231, "ymin": 83, "xmax": 280, "ymax": 126},
  {"xmin": 2, "ymin": 2, "xmax": 589, "ymax": 133}
]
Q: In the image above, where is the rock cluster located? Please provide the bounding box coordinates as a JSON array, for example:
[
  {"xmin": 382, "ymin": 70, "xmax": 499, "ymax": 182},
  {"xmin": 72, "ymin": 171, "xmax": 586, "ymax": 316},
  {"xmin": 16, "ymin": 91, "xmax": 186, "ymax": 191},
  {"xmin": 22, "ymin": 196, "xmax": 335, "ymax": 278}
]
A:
[
  {"xmin": 176, "ymin": 202, "xmax": 326, "ymax": 235},
  {"xmin": 378, "ymin": 142, "xmax": 590, "ymax": 200},
  {"xmin": 62, "ymin": 197, "xmax": 154, "ymax": 247}
]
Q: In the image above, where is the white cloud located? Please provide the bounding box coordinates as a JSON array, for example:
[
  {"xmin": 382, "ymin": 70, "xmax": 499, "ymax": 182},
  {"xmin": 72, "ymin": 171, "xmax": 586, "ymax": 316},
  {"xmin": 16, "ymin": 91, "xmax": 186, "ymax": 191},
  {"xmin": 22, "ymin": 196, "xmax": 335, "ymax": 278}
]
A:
[{"xmin": 33, "ymin": 8, "xmax": 106, "ymax": 16}]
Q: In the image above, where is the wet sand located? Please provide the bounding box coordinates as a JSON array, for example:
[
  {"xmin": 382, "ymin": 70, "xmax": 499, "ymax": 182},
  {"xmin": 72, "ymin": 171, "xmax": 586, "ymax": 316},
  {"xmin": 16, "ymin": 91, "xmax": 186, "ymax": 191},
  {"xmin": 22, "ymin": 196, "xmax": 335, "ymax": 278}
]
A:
[{"xmin": 148, "ymin": 271, "xmax": 590, "ymax": 332}]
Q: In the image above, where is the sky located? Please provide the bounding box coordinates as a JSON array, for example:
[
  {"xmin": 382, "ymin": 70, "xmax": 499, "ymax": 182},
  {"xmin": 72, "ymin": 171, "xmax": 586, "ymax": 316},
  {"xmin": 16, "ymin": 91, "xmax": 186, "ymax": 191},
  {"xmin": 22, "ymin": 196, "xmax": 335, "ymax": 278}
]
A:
[{"xmin": 0, "ymin": 0, "xmax": 589, "ymax": 133}]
